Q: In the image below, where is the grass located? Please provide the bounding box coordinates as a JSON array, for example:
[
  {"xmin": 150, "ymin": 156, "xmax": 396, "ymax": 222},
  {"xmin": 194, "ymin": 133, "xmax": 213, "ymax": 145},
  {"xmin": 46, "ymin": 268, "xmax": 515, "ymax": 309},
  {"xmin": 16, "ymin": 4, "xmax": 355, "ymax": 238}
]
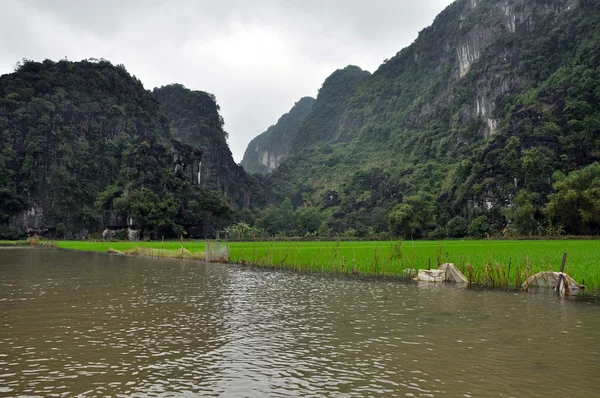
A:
[
  {"xmin": 229, "ymin": 240, "xmax": 600, "ymax": 289},
  {"xmin": 42, "ymin": 239, "xmax": 600, "ymax": 290},
  {"xmin": 0, "ymin": 240, "xmax": 28, "ymax": 246}
]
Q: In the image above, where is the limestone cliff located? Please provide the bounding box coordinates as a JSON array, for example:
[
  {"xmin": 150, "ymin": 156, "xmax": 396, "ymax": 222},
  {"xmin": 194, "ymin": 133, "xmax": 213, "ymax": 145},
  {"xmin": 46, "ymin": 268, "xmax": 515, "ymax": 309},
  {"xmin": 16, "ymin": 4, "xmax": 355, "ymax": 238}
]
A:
[
  {"xmin": 153, "ymin": 84, "xmax": 257, "ymax": 209},
  {"xmin": 241, "ymin": 97, "xmax": 314, "ymax": 174},
  {"xmin": 0, "ymin": 61, "xmax": 241, "ymax": 238},
  {"xmin": 262, "ymin": 0, "xmax": 598, "ymax": 236}
]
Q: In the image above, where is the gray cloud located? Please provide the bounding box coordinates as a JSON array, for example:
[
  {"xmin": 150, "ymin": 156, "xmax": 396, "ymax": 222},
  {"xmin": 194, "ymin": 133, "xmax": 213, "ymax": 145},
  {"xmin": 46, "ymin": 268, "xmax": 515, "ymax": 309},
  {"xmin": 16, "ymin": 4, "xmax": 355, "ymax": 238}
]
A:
[{"xmin": 0, "ymin": 0, "xmax": 455, "ymax": 162}]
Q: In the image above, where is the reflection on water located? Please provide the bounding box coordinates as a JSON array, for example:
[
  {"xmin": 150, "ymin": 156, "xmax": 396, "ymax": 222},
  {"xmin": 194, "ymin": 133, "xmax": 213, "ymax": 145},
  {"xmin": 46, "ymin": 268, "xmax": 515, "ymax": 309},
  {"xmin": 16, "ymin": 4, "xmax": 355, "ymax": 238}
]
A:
[{"xmin": 1, "ymin": 248, "xmax": 599, "ymax": 397}]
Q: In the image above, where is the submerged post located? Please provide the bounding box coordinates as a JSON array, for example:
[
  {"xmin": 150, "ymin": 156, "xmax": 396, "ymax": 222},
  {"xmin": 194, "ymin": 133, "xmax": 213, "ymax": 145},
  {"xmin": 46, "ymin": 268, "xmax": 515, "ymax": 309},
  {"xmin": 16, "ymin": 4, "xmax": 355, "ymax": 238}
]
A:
[
  {"xmin": 557, "ymin": 253, "xmax": 567, "ymax": 295},
  {"xmin": 507, "ymin": 258, "xmax": 512, "ymax": 291}
]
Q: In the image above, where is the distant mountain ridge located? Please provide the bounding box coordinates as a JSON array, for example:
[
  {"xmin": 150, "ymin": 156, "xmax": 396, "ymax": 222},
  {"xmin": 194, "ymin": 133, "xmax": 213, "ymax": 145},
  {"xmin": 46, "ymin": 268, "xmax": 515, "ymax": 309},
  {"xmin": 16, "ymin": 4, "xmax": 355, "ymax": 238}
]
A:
[{"xmin": 241, "ymin": 97, "xmax": 315, "ymax": 174}]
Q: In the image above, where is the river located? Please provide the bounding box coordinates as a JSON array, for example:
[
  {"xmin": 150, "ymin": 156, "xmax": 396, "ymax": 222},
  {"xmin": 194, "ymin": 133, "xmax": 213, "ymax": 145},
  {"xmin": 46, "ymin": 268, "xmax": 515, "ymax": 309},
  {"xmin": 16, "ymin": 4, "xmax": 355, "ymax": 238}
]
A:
[{"xmin": 1, "ymin": 248, "xmax": 599, "ymax": 397}]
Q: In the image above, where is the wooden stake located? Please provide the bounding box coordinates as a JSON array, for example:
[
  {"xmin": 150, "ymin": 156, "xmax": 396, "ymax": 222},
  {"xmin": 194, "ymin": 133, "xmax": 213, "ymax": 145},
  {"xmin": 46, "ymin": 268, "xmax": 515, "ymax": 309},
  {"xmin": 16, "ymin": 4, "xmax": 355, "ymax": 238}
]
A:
[
  {"xmin": 557, "ymin": 253, "xmax": 567, "ymax": 296},
  {"xmin": 507, "ymin": 258, "xmax": 512, "ymax": 291}
]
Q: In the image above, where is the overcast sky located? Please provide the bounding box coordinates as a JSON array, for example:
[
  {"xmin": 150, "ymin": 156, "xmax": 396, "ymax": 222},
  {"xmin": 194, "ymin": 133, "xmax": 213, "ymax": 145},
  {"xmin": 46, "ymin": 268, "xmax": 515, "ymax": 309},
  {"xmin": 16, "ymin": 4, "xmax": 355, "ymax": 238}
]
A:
[{"xmin": 0, "ymin": 0, "xmax": 454, "ymax": 162}]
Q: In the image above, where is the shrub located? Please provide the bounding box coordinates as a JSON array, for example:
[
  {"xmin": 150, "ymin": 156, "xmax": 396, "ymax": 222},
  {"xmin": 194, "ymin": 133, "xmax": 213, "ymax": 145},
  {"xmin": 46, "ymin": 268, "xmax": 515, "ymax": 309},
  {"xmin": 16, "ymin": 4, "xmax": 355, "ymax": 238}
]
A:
[
  {"xmin": 446, "ymin": 216, "xmax": 469, "ymax": 238},
  {"xmin": 55, "ymin": 223, "xmax": 67, "ymax": 238},
  {"xmin": 0, "ymin": 226, "xmax": 24, "ymax": 240},
  {"xmin": 469, "ymin": 216, "xmax": 490, "ymax": 238}
]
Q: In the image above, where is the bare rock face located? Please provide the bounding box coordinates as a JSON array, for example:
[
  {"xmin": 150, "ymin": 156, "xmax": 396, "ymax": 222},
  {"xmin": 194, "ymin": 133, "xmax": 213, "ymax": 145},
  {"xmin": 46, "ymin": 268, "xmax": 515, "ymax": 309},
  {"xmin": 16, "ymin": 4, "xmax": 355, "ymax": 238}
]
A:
[
  {"xmin": 171, "ymin": 139, "xmax": 203, "ymax": 185},
  {"xmin": 241, "ymin": 97, "xmax": 315, "ymax": 175},
  {"xmin": 453, "ymin": 0, "xmax": 578, "ymax": 138},
  {"xmin": 9, "ymin": 206, "xmax": 46, "ymax": 235},
  {"xmin": 127, "ymin": 228, "xmax": 140, "ymax": 241},
  {"xmin": 258, "ymin": 151, "xmax": 285, "ymax": 173},
  {"xmin": 153, "ymin": 84, "xmax": 257, "ymax": 210}
]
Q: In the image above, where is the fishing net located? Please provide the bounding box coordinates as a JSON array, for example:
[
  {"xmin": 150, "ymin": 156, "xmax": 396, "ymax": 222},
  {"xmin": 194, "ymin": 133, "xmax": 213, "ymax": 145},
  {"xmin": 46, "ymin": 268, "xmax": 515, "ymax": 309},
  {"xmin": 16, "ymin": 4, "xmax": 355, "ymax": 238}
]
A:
[
  {"xmin": 439, "ymin": 263, "xmax": 469, "ymax": 283},
  {"xmin": 108, "ymin": 246, "xmax": 205, "ymax": 260},
  {"xmin": 417, "ymin": 263, "xmax": 468, "ymax": 283},
  {"xmin": 522, "ymin": 271, "xmax": 584, "ymax": 294},
  {"xmin": 205, "ymin": 241, "xmax": 230, "ymax": 262}
]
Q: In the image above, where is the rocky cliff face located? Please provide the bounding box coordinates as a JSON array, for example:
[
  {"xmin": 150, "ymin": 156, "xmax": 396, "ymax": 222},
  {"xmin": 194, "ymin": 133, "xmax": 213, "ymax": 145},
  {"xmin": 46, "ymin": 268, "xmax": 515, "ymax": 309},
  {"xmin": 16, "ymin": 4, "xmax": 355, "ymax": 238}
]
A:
[
  {"xmin": 280, "ymin": 0, "xmax": 582, "ymax": 166},
  {"xmin": 450, "ymin": 0, "xmax": 578, "ymax": 138},
  {"xmin": 292, "ymin": 66, "xmax": 371, "ymax": 149},
  {"xmin": 153, "ymin": 84, "xmax": 258, "ymax": 209},
  {"xmin": 260, "ymin": 0, "xmax": 597, "ymax": 236},
  {"xmin": 241, "ymin": 97, "xmax": 314, "ymax": 174},
  {"xmin": 0, "ymin": 61, "xmax": 242, "ymax": 238},
  {"xmin": 0, "ymin": 59, "xmax": 171, "ymax": 236},
  {"xmin": 356, "ymin": 0, "xmax": 580, "ymax": 143}
]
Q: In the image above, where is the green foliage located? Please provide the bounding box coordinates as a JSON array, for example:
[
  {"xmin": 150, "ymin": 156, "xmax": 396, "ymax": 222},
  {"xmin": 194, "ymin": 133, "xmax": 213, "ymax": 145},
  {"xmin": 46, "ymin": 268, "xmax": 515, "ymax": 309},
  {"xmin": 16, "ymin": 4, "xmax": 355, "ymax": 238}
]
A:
[
  {"xmin": 153, "ymin": 83, "xmax": 227, "ymax": 145},
  {"xmin": 295, "ymin": 207, "xmax": 322, "ymax": 236},
  {"xmin": 446, "ymin": 216, "xmax": 469, "ymax": 238},
  {"xmin": 255, "ymin": 198, "xmax": 325, "ymax": 237},
  {"xmin": 469, "ymin": 216, "xmax": 490, "ymax": 238},
  {"xmin": 55, "ymin": 223, "xmax": 67, "ymax": 238},
  {"xmin": 292, "ymin": 66, "xmax": 371, "ymax": 149},
  {"xmin": 256, "ymin": 198, "xmax": 297, "ymax": 236},
  {"xmin": 251, "ymin": 0, "xmax": 600, "ymax": 238},
  {"xmin": 153, "ymin": 84, "xmax": 261, "ymax": 211},
  {"xmin": 0, "ymin": 226, "xmax": 23, "ymax": 240},
  {"xmin": 544, "ymin": 163, "xmax": 600, "ymax": 235},
  {"xmin": 119, "ymin": 188, "xmax": 179, "ymax": 238},
  {"xmin": 389, "ymin": 192, "xmax": 437, "ymax": 239},
  {"xmin": 512, "ymin": 191, "xmax": 542, "ymax": 235},
  {"xmin": 0, "ymin": 60, "xmax": 237, "ymax": 238}
]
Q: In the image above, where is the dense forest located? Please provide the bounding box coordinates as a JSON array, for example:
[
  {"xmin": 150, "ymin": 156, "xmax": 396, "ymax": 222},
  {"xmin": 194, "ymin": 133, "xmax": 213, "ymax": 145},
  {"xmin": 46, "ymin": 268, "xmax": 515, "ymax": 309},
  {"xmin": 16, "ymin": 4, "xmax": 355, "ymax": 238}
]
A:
[
  {"xmin": 2, "ymin": 0, "xmax": 600, "ymax": 240},
  {"xmin": 0, "ymin": 60, "xmax": 239, "ymax": 239}
]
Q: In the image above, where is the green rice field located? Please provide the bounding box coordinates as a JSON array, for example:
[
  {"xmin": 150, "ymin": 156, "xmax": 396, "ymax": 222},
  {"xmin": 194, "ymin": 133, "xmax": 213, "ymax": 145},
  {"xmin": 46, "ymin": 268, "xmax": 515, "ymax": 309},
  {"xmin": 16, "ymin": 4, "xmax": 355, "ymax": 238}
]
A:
[
  {"xmin": 48, "ymin": 239, "xmax": 600, "ymax": 290},
  {"xmin": 0, "ymin": 240, "xmax": 28, "ymax": 246}
]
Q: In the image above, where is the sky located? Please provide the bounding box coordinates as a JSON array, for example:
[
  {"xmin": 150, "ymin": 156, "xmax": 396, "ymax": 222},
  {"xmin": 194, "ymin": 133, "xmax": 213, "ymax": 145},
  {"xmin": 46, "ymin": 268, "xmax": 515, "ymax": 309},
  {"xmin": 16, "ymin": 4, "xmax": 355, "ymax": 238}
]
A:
[{"xmin": 0, "ymin": 0, "xmax": 455, "ymax": 162}]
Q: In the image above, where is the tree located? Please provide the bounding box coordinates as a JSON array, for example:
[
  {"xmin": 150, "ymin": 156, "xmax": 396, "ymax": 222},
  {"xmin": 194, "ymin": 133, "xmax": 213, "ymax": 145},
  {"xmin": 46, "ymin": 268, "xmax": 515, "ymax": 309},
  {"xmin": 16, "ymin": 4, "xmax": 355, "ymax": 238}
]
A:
[
  {"xmin": 389, "ymin": 192, "xmax": 437, "ymax": 238},
  {"xmin": 446, "ymin": 216, "xmax": 468, "ymax": 238},
  {"xmin": 469, "ymin": 216, "xmax": 490, "ymax": 238},
  {"xmin": 544, "ymin": 163, "xmax": 600, "ymax": 234},
  {"xmin": 295, "ymin": 207, "xmax": 322, "ymax": 236},
  {"xmin": 117, "ymin": 188, "xmax": 179, "ymax": 238},
  {"xmin": 256, "ymin": 198, "xmax": 297, "ymax": 236},
  {"xmin": 513, "ymin": 191, "xmax": 541, "ymax": 235}
]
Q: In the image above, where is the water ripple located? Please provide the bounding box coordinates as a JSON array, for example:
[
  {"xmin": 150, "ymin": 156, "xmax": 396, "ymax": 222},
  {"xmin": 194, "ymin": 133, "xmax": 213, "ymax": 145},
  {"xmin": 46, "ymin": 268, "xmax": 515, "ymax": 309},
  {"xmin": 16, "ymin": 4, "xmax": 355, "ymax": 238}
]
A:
[{"xmin": 1, "ymin": 249, "xmax": 600, "ymax": 396}]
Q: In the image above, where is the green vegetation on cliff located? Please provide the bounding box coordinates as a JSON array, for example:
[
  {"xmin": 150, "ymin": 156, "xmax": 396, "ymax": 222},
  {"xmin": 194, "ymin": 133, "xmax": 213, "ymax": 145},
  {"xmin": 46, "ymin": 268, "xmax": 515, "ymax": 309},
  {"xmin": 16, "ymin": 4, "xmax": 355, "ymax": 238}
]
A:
[
  {"xmin": 153, "ymin": 83, "xmax": 262, "ymax": 211},
  {"xmin": 250, "ymin": 0, "xmax": 600, "ymax": 239},
  {"xmin": 0, "ymin": 59, "xmax": 235, "ymax": 239}
]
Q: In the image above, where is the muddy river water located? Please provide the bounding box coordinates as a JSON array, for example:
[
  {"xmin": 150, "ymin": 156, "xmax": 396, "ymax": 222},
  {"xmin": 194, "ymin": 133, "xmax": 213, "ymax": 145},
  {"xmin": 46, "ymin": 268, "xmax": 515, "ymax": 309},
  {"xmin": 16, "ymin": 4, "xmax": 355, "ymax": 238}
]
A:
[{"xmin": 1, "ymin": 248, "xmax": 599, "ymax": 397}]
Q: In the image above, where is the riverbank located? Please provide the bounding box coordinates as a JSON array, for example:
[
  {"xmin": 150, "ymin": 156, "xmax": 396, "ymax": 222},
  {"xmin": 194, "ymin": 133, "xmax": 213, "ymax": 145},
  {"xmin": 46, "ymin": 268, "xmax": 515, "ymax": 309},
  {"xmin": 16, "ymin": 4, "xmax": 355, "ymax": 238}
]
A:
[
  {"xmin": 41, "ymin": 239, "xmax": 599, "ymax": 289},
  {"xmin": 0, "ymin": 240, "xmax": 28, "ymax": 246}
]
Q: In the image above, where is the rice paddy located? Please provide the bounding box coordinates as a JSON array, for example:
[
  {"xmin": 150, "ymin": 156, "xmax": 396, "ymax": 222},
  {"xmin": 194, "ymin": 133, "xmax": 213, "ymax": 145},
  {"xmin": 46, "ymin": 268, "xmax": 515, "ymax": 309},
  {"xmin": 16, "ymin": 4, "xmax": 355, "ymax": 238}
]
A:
[
  {"xmin": 49, "ymin": 239, "xmax": 600, "ymax": 290},
  {"xmin": 0, "ymin": 240, "xmax": 28, "ymax": 246}
]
